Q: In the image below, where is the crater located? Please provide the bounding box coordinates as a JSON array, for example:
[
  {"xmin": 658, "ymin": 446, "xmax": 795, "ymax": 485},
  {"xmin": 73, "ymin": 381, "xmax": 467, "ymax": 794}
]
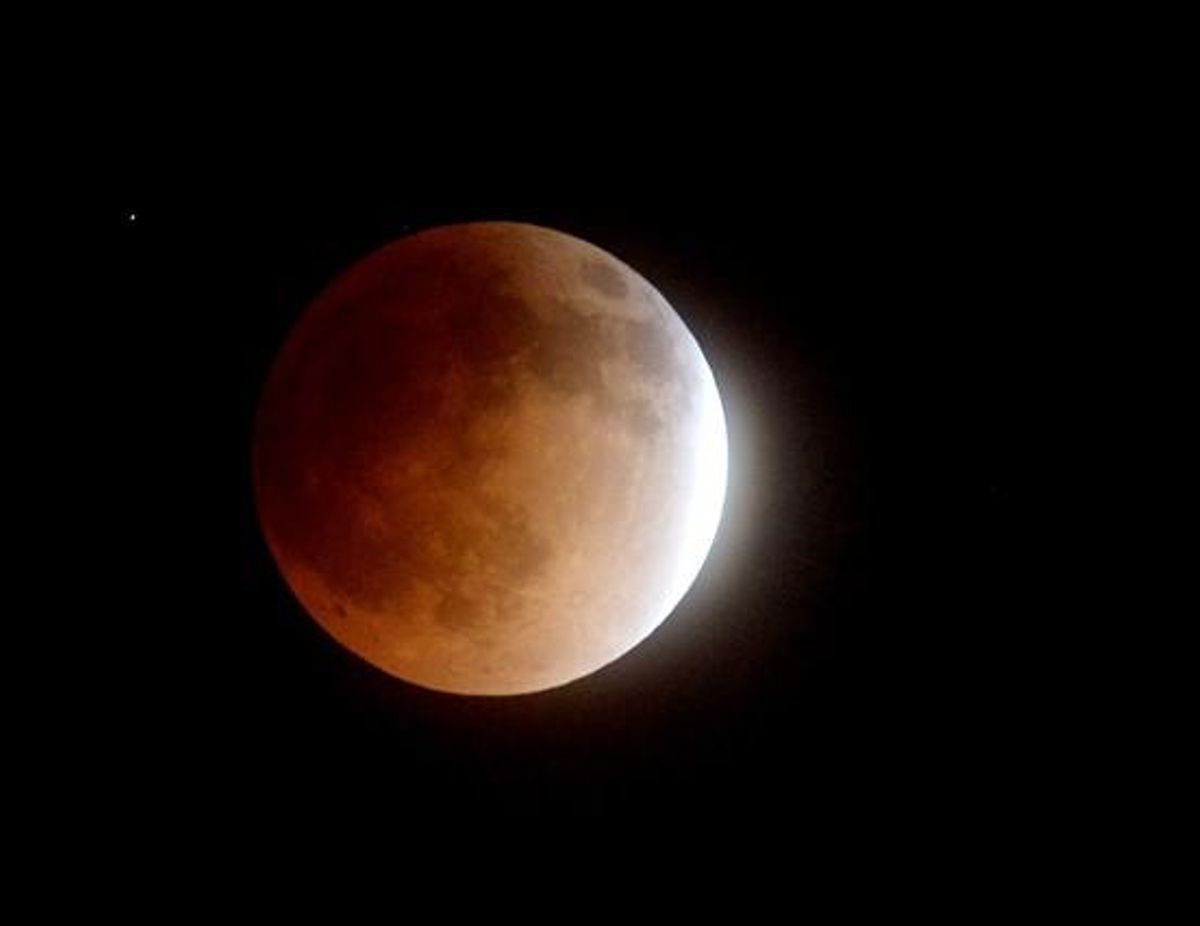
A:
[
  {"xmin": 622, "ymin": 398, "xmax": 666, "ymax": 438},
  {"xmin": 580, "ymin": 259, "xmax": 629, "ymax": 299},
  {"xmin": 622, "ymin": 314, "xmax": 680, "ymax": 384}
]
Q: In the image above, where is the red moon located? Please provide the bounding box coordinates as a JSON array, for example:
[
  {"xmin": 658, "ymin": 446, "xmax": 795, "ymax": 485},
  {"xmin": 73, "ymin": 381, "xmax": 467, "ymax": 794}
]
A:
[{"xmin": 253, "ymin": 222, "xmax": 726, "ymax": 695}]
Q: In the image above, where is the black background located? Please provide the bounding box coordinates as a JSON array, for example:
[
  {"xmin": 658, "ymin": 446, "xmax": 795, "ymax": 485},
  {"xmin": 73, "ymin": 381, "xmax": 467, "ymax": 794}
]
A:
[{"xmin": 76, "ymin": 100, "xmax": 1029, "ymax": 865}]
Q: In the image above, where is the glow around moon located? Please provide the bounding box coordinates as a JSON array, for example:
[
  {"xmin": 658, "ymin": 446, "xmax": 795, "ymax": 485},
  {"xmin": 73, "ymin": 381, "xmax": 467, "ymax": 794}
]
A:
[{"xmin": 253, "ymin": 222, "xmax": 726, "ymax": 695}]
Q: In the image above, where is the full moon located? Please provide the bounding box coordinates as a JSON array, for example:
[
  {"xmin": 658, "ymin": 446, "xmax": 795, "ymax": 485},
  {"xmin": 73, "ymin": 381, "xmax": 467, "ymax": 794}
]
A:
[{"xmin": 253, "ymin": 222, "xmax": 727, "ymax": 695}]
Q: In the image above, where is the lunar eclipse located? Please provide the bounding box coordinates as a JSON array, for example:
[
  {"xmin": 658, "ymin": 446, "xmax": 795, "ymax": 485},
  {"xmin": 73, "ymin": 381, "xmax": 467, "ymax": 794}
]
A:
[{"xmin": 253, "ymin": 222, "xmax": 727, "ymax": 695}]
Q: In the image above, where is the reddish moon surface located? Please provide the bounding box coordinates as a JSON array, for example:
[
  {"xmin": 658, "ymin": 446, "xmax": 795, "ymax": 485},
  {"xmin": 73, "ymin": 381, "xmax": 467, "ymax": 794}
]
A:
[{"xmin": 253, "ymin": 222, "xmax": 727, "ymax": 695}]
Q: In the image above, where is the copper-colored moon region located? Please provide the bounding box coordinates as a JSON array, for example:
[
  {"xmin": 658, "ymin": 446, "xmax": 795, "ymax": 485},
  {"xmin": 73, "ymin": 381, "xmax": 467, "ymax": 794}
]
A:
[{"xmin": 253, "ymin": 222, "xmax": 727, "ymax": 695}]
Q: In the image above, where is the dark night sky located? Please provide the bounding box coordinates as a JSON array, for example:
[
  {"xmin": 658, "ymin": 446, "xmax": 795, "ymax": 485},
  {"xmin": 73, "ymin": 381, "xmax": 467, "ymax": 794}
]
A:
[{"xmin": 76, "ymin": 111, "xmax": 1030, "ymax": 863}]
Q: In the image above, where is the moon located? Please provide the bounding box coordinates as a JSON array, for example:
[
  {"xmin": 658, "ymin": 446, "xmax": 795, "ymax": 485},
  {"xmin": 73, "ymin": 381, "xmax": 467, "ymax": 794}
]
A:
[{"xmin": 253, "ymin": 222, "xmax": 727, "ymax": 695}]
